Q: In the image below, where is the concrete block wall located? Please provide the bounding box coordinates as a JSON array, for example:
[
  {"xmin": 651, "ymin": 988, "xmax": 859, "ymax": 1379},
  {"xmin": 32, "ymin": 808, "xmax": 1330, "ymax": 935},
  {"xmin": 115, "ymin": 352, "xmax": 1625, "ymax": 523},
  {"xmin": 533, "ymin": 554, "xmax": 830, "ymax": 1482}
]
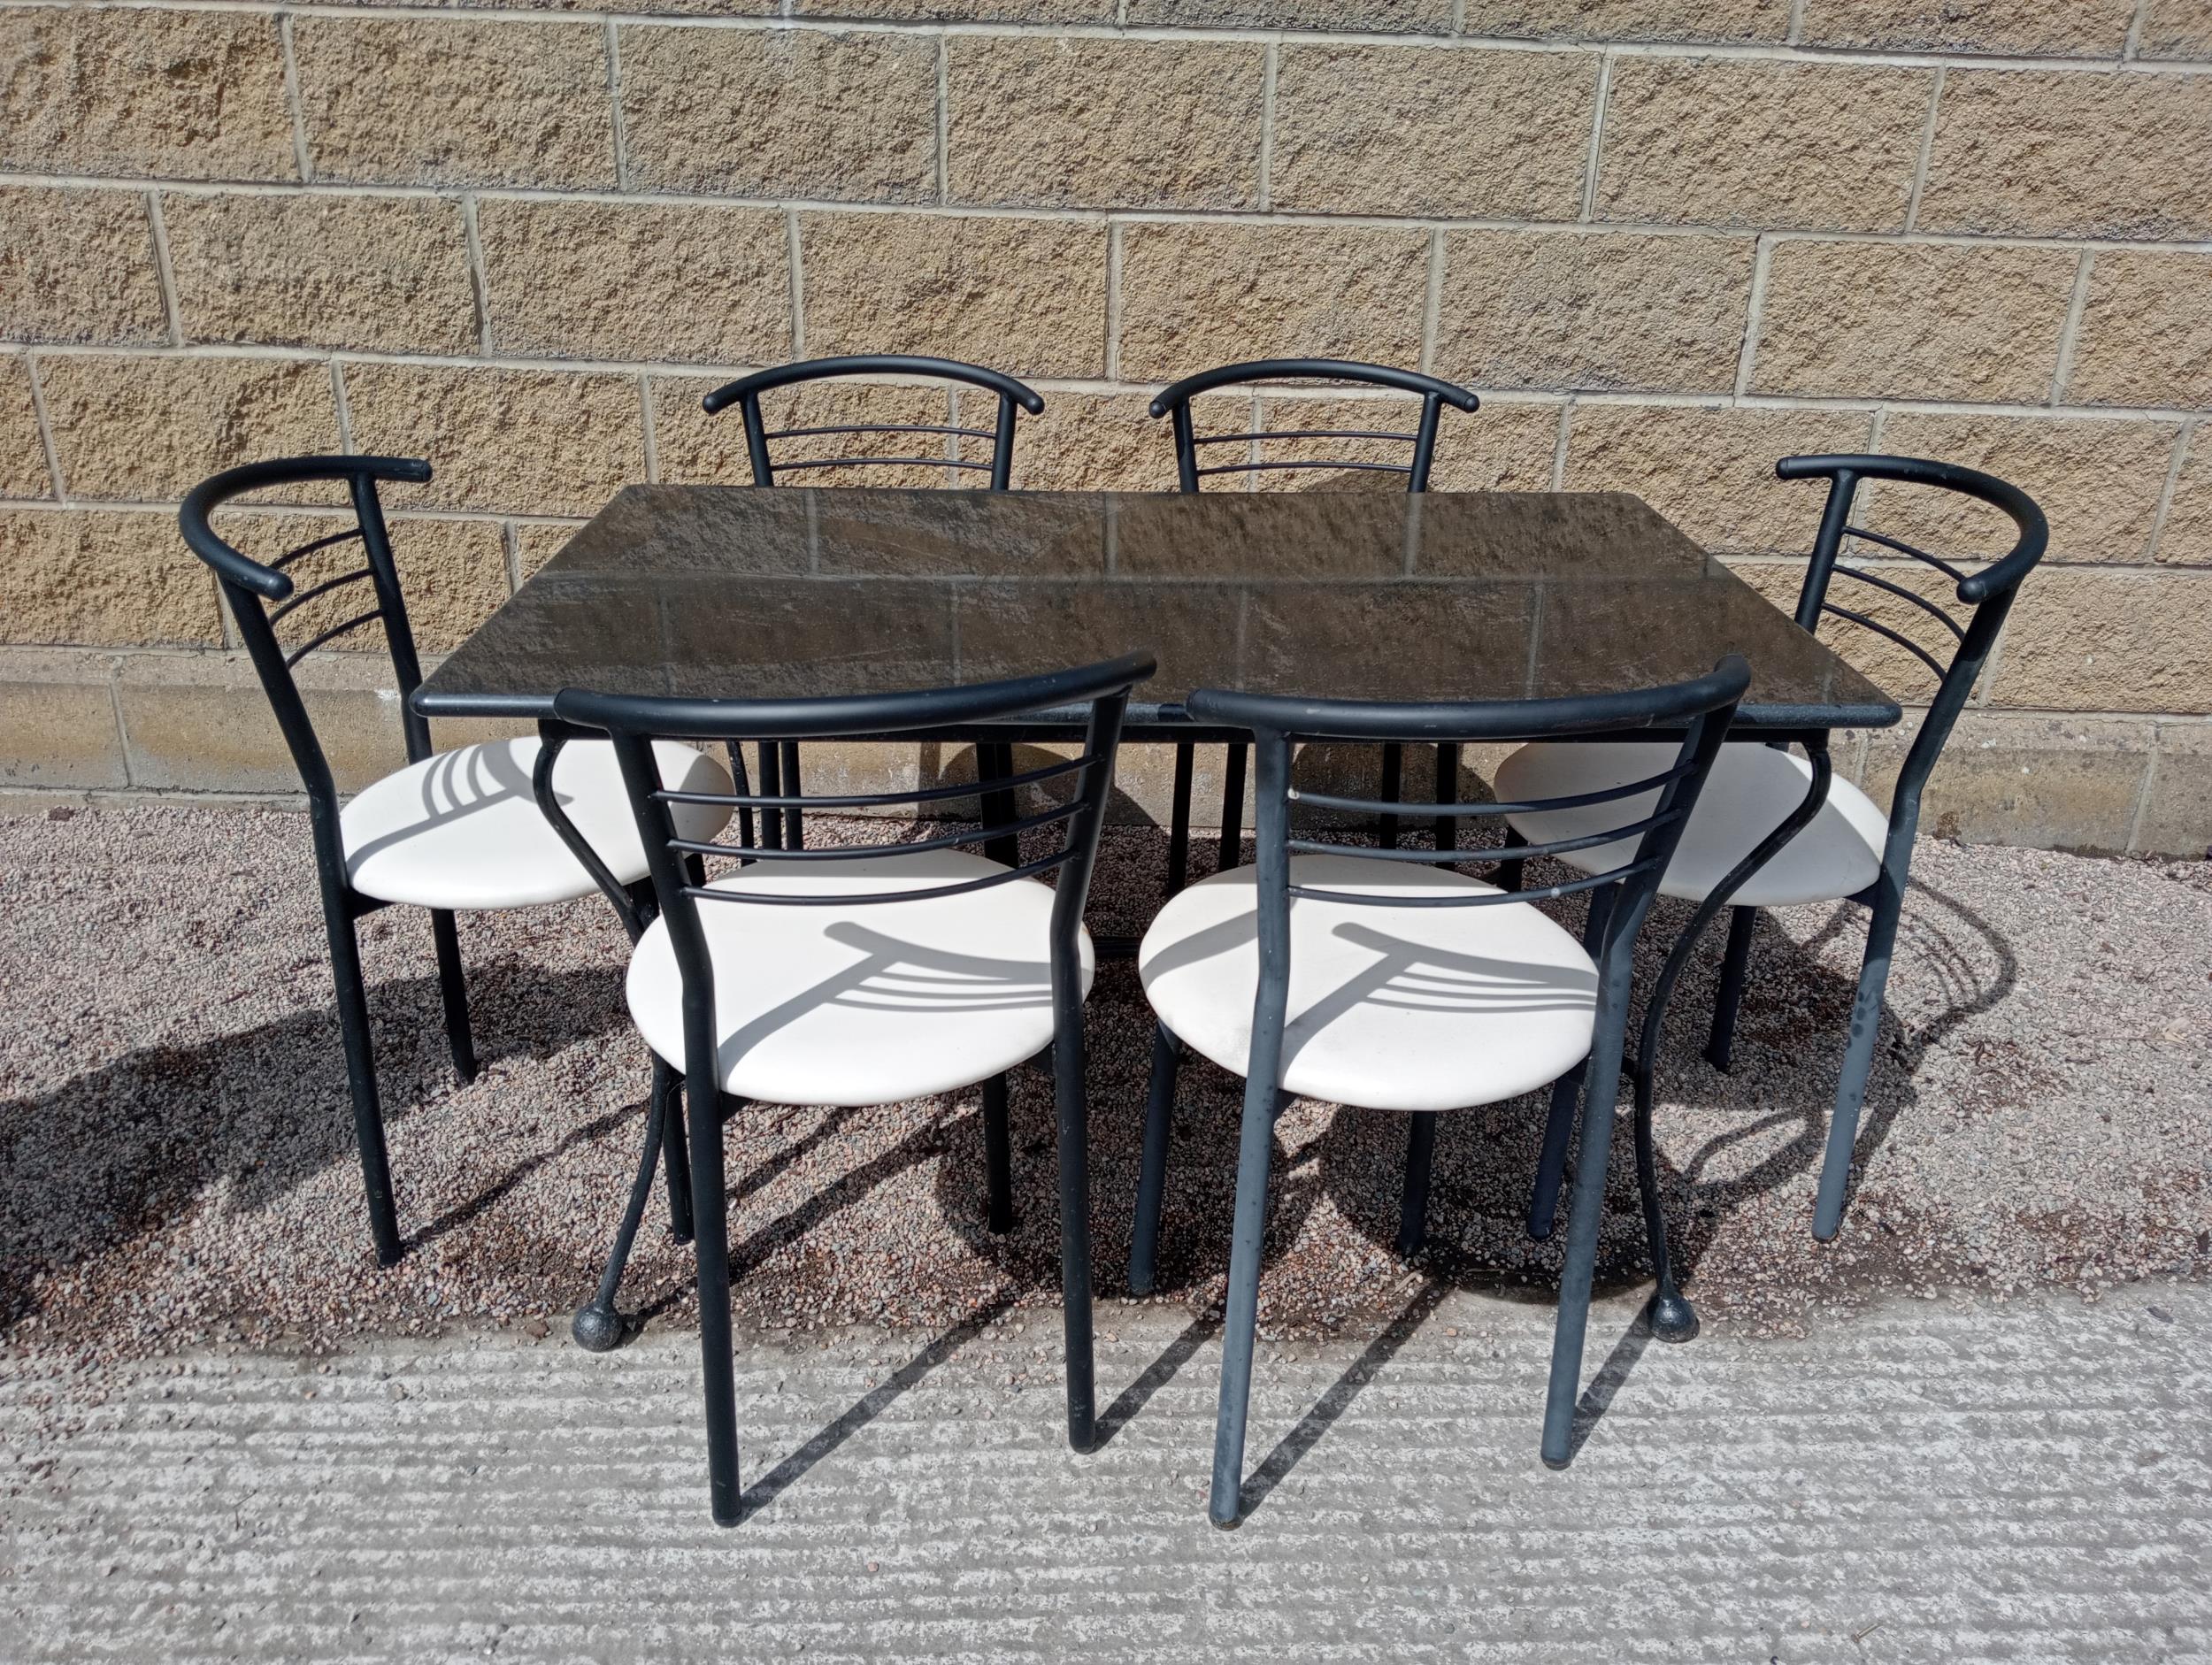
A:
[{"xmin": 3, "ymin": 0, "xmax": 2210, "ymax": 853}]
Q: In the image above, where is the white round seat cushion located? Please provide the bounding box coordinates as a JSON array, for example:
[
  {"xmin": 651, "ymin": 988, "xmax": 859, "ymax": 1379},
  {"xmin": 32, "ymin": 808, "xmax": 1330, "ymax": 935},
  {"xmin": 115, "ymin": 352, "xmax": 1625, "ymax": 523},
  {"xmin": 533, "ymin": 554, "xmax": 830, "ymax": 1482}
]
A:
[
  {"xmin": 1494, "ymin": 741, "xmax": 1889, "ymax": 909},
  {"xmin": 626, "ymin": 850, "xmax": 1096, "ymax": 1106},
  {"xmin": 342, "ymin": 738, "xmax": 732, "ymax": 910},
  {"xmin": 1138, "ymin": 853, "xmax": 1597, "ymax": 1114}
]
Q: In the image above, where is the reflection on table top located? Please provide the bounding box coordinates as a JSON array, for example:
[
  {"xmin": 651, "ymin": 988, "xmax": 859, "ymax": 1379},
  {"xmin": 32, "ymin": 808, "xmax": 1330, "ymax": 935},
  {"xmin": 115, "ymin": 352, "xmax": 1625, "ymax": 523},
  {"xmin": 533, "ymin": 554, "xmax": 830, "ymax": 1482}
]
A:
[{"xmin": 415, "ymin": 487, "xmax": 1900, "ymax": 733}]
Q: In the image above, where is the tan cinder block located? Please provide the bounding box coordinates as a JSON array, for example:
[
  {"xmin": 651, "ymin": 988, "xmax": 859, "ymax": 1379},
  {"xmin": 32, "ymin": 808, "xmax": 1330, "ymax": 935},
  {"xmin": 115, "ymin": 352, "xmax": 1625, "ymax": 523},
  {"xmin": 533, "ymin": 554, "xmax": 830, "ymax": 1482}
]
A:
[
  {"xmin": 1118, "ymin": 222, "xmax": 1429, "ymax": 382},
  {"xmin": 513, "ymin": 520, "xmax": 587, "ymax": 582},
  {"xmin": 342, "ymin": 363, "xmax": 646, "ymax": 517},
  {"xmin": 1868, "ymin": 412, "xmax": 2183, "ymax": 565},
  {"xmin": 1750, "ymin": 241, "xmax": 2077, "ymax": 403},
  {"xmin": 620, "ymin": 26, "xmax": 937, "ymax": 203},
  {"xmin": 1917, "ymin": 71, "xmax": 2212, "ymax": 242},
  {"xmin": 1457, "ymin": 0, "xmax": 1787, "ymax": 39},
  {"xmin": 163, "ymin": 193, "xmax": 477, "ymax": 355},
  {"xmin": 0, "ymin": 648, "xmax": 126, "ymax": 789},
  {"xmin": 116, "ymin": 649, "xmax": 408, "ymax": 794},
  {"xmin": 2062, "ymin": 252, "xmax": 2212, "ymax": 411},
  {"xmin": 1862, "ymin": 712, "xmax": 2152, "ymax": 855},
  {"xmin": 2137, "ymin": 722, "xmax": 2212, "ymax": 856},
  {"xmin": 0, "ymin": 187, "xmax": 167, "ymax": 347},
  {"xmin": 651, "ymin": 374, "xmax": 958, "ymax": 490},
  {"xmin": 0, "ymin": 509, "xmax": 222, "ymax": 647},
  {"xmin": 949, "ymin": 38, "xmax": 1262, "ymax": 212},
  {"xmin": 1006, "ymin": 390, "xmax": 1180, "ymax": 492},
  {"xmin": 1127, "ymin": 0, "xmax": 1447, "ymax": 26},
  {"xmin": 479, "ymin": 200, "xmax": 790, "ymax": 364},
  {"xmin": 2139, "ymin": 0, "xmax": 2212, "ymax": 58},
  {"xmin": 1435, "ymin": 230, "xmax": 1754, "ymax": 395},
  {"xmin": 803, "ymin": 214, "xmax": 1110, "ymax": 379},
  {"xmin": 796, "ymin": 0, "xmax": 1110, "ymax": 18},
  {"xmin": 1989, "ymin": 568, "xmax": 2212, "ymax": 714},
  {"xmin": 1797, "ymin": 0, "xmax": 2138, "ymax": 54},
  {"xmin": 209, "ymin": 510, "xmax": 511, "ymax": 651},
  {"xmin": 1, "ymin": 357, "xmax": 52, "ymax": 499},
  {"xmin": 1563, "ymin": 403, "xmax": 1875, "ymax": 554},
  {"xmin": 2155, "ymin": 431, "xmax": 2212, "ymax": 567},
  {"xmin": 0, "ymin": 10, "xmax": 296, "ymax": 183},
  {"xmin": 1725, "ymin": 556, "xmax": 1967, "ymax": 700},
  {"xmin": 39, "ymin": 355, "xmax": 341, "ymax": 504},
  {"xmin": 1595, "ymin": 58, "xmax": 1933, "ymax": 234},
  {"xmin": 294, "ymin": 19, "xmax": 613, "ymax": 189},
  {"xmin": 1271, "ymin": 46, "xmax": 1594, "ymax": 219}
]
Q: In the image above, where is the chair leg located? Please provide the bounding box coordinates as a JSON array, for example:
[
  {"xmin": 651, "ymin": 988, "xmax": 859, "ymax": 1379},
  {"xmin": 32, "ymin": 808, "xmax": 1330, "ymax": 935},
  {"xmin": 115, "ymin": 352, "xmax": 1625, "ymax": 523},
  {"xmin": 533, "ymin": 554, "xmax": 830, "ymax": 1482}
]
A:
[
  {"xmin": 981, "ymin": 1072, "xmax": 1015, "ymax": 1235},
  {"xmin": 1813, "ymin": 876, "xmax": 1907, "ymax": 1241},
  {"xmin": 1209, "ymin": 1074, "xmax": 1280, "ymax": 1527},
  {"xmin": 1217, "ymin": 742, "xmax": 1248, "ymax": 870},
  {"xmin": 1433, "ymin": 742, "xmax": 1458, "ymax": 861},
  {"xmin": 1378, "ymin": 741, "xmax": 1402, "ymax": 850},
  {"xmin": 757, "ymin": 743, "xmax": 783, "ymax": 852},
  {"xmin": 1396, "ymin": 1112, "xmax": 1439, "ymax": 1258},
  {"xmin": 428, "ymin": 908, "xmax": 477, "ymax": 1085},
  {"xmin": 1497, "ymin": 825, "xmax": 1526, "ymax": 893},
  {"xmin": 572, "ymin": 1071, "xmax": 673, "ymax": 1353},
  {"xmin": 1527, "ymin": 882, "xmax": 1616, "ymax": 1241},
  {"xmin": 1128, "ymin": 1022, "xmax": 1181, "ymax": 1296},
  {"xmin": 780, "ymin": 741, "xmax": 803, "ymax": 850},
  {"xmin": 1165, "ymin": 742, "xmax": 1195, "ymax": 897},
  {"xmin": 687, "ymin": 1076, "xmax": 742, "ymax": 1525},
  {"xmin": 1540, "ymin": 959, "xmax": 1637, "ymax": 1468},
  {"xmin": 326, "ymin": 909, "xmax": 403, "ymax": 1268},
  {"xmin": 1704, "ymin": 905, "xmax": 1756, "ymax": 1072},
  {"xmin": 725, "ymin": 742, "xmax": 755, "ymax": 854},
  {"xmin": 1632, "ymin": 1063, "xmax": 1697, "ymax": 1342},
  {"xmin": 658, "ymin": 1061, "xmax": 693, "ymax": 1243},
  {"xmin": 1052, "ymin": 992, "xmax": 1097, "ymax": 1454}
]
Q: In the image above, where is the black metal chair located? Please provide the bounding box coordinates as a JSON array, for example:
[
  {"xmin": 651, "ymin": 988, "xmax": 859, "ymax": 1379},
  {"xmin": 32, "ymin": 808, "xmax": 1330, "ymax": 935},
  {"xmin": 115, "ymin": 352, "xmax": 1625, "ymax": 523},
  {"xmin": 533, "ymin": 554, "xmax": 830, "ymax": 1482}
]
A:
[
  {"xmin": 555, "ymin": 651, "xmax": 1153, "ymax": 1527},
  {"xmin": 1146, "ymin": 359, "xmax": 1483, "ymax": 895},
  {"xmin": 1498, "ymin": 455, "xmax": 2048, "ymax": 1243},
  {"xmin": 178, "ymin": 457, "xmax": 732, "ymax": 1267},
  {"xmin": 699, "ymin": 354, "xmax": 1048, "ymax": 861},
  {"xmin": 1127, "ymin": 658, "xmax": 1748, "ymax": 1525}
]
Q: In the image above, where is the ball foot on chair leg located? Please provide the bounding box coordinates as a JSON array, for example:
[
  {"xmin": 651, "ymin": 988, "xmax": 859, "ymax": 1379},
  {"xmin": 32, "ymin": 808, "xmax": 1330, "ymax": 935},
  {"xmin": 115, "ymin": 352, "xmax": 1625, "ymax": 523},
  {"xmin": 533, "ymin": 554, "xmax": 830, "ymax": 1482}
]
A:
[
  {"xmin": 1648, "ymin": 1292, "xmax": 1700, "ymax": 1343},
  {"xmin": 571, "ymin": 1301, "xmax": 626, "ymax": 1353}
]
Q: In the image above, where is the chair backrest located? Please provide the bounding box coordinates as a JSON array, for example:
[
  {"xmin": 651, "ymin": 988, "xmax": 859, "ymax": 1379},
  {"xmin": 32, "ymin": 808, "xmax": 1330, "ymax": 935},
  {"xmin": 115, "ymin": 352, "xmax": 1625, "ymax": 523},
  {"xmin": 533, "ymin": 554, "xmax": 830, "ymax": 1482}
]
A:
[
  {"xmin": 553, "ymin": 653, "xmax": 1155, "ymax": 1053},
  {"xmin": 1187, "ymin": 658, "xmax": 1750, "ymax": 1005},
  {"xmin": 1778, "ymin": 453, "xmax": 2047, "ymax": 842},
  {"xmin": 700, "ymin": 355, "xmax": 1046, "ymax": 490},
  {"xmin": 1147, "ymin": 359, "xmax": 1481, "ymax": 493},
  {"xmin": 179, "ymin": 455, "xmax": 437, "ymax": 809}
]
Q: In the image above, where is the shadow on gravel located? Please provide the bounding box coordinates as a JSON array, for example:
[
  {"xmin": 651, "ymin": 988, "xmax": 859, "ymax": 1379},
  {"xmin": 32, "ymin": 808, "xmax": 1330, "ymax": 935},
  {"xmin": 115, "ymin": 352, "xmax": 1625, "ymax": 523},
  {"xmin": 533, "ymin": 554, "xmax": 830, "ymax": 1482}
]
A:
[{"xmin": 0, "ymin": 963, "xmax": 628, "ymax": 1336}]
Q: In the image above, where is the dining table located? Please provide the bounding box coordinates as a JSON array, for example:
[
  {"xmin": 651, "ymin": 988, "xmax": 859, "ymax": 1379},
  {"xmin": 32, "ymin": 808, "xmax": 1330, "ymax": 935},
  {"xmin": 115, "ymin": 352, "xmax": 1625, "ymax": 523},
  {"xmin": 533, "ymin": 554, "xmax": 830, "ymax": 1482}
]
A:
[{"xmin": 411, "ymin": 485, "xmax": 1901, "ymax": 955}]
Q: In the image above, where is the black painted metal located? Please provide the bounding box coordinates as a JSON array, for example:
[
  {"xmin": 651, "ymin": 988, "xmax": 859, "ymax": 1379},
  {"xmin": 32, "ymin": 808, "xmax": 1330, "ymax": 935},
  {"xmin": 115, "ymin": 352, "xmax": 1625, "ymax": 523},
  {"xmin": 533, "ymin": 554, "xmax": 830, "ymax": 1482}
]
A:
[
  {"xmin": 701, "ymin": 355, "xmax": 1044, "ymax": 491},
  {"xmin": 179, "ymin": 456, "xmax": 455, "ymax": 1268},
  {"xmin": 1148, "ymin": 660, "xmax": 1747, "ymax": 1522},
  {"xmin": 556, "ymin": 651, "xmax": 1152, "ymax": 1524},
  {"xmin": 1773, "ymin": 456, "xmax": 2046, "ymax": 1238},
  {"xmin": 1148, "ymin": 362, "xmax": 1481, "ymax": 884}
]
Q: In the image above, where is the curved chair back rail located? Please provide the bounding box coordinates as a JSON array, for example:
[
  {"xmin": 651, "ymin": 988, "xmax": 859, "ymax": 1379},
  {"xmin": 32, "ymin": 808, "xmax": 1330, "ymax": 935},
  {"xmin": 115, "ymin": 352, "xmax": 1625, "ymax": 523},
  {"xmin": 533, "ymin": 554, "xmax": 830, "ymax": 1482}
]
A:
[
  {"xmin": 554, "ymin": 650, "xmax": 1154, "ymax": 909},
  {"xmin": 1776, "ymin": 452, "xmax": 2049, "ymax": 843},
  {"xmin": 179, "ymin": 455, "xmax": 440, "ymax": 801},
  {"xmin": 699, "ymin": 355, "xmax": 1047, "ymax": 490},
  {"xmin": 1189, "ymin": 656, "xmax": 1749, "ymax": 919},
  {"xmin": 1146, "ymin": 358, "xmax": 1481, "ymax": 493}
]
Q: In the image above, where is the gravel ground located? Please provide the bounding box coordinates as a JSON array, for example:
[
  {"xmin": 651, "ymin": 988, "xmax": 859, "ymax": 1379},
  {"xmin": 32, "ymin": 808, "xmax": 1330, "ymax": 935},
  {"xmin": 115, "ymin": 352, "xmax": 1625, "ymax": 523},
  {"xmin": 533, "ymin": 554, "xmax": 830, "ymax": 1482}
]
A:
[{"xmin": 2, "ymin": 802, "xmax": 2208, "ymax": 1393}]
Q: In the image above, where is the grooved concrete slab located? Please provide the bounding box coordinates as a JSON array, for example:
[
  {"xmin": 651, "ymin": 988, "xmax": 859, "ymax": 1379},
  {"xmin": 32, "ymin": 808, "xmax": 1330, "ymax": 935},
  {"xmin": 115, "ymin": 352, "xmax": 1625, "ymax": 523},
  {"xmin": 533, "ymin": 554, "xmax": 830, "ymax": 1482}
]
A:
[{"xmin": 4, "ymin": 1283, "xmax": 2207, "ymax": 1662}]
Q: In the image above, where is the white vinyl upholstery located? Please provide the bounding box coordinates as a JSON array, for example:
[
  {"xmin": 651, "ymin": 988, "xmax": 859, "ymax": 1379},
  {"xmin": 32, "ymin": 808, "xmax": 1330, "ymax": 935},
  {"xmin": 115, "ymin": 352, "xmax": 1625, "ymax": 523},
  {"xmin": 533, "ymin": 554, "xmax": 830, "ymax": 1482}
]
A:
[
  {"xmin": 342, "ymin": 738, "xmax": 732, "ymax": 910},
  {"xmin": 625, "ymin": 850, "xmax": 1095, "ymax": 1107},
  {"xmin": 1494, "ymin": 741, "xmax": 1888, "ymax": 909},
  {"xmin": 1138, "ymin": 853, "xmax": 1597, "ymax": 1114}
]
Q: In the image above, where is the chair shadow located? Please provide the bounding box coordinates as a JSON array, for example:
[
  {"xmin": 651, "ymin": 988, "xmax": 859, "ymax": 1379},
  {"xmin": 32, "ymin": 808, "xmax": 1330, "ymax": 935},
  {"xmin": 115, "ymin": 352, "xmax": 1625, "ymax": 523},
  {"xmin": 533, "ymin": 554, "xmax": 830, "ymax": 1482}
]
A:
[{"xmin": 0, "ymin": 962, "xmax": 630, "ymax": 1334}]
